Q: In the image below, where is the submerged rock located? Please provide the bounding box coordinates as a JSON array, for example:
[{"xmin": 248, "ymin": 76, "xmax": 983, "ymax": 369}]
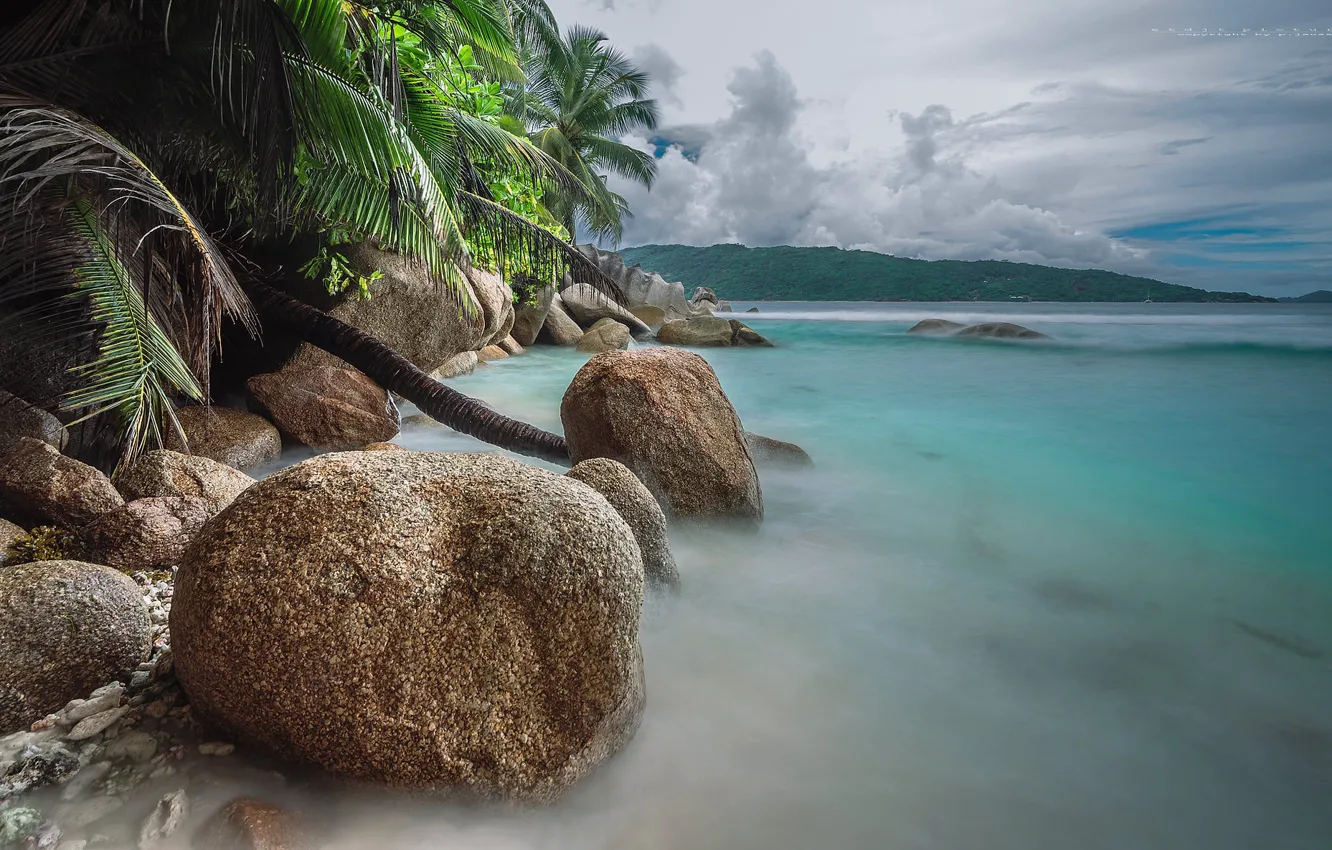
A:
[
  {"xmin": 171, "ymin": 451, "xmax": 645, "ymax": 803},
  {"xmin": 248, "ymin": 364, "xmax": 400, "ymax": 451},
  {"xmin": 577, "ymin": 318, "xmax": 632, "ymax": 353},
  {"xmin": 114, "ymin": 450, "xmax": 254, "ymax": 513},
  {"xmin": 536, "ymin": 294, "xmax": 584, "ymax": 346},
  {"xmin": 744, "ymin": 433, "xmax": 813, "ymax": 468},
  {"xmin": 954, "ymin": 322, "xmax": 1049, "ymax": 340},
  {"xmin": 195, "ymin": 798, "xmax": 310, "ymax": 850},
  {"xmin": 906, "ymin": 318, "xmax": 965, "ymax": 335},
  {"xmin": 561, "ymin": 348, "xmax": 763, "ymax": 529},
  {"xmin": 0, "ymin": 438, "xmax": 123, "ymax": 530},
  {"xmin": 729, "ymin": 320, "xmax": 772, "ymax": 347},
  {"xmin": 476, "ymin": 344, "xmax": 509, "ymax": 362},
  {"xmin": 165, "ymin": 407, "xmax": 281, "ymax": 472},
  {"xmin": 84, "ymin": 496, "xmax": 213, "ymax": 571},
  {"xmin": 566, "ymin": 458, "xmax": 679, "ymax": 588},
  {"xmin": 0, "ymin": 561, "xmax": 150, "ymax": 734}
]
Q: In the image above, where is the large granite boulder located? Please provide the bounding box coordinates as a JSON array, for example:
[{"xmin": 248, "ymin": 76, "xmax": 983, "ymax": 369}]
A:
[
  {"xmin": 575, "ymin": 245, "xmax": 695, "ymax": 322},
  {"xmin": 577, "ymin": 318, "xmax": 632, "ymax": 354},
  {"xmin": 628, "ymin": 305, "xmax": 666, "ymax": 329},
  {"xmin": 511, "ymin": 284, "xmax": 555, "ymax": 347},
  {"xmin": 0, "ymin": 390, "xmax": 67, "ymax": 452},
  {"xmin": 293, "ymin": 246, "xmax": 489, "ymax": 375},
  {"xmin": 656, "ymin": 316, "xmax": 735, "ymax": 347},
  {"xmin": 429, "ymin": 351, "xmax": 479, "ymax": 380},
  {"xmin": 248, "ymin": 364, "xmax": 399, "ymax": 451},
  {"xmin": 0, "ymin": 438, "xmax": 123, "ymax": 530},
  {"xmin": 115, "ymin": 450, "xmax": 254, "ymax": 512},
  {"xmin": 906, "ymin": 318, "xmax": 964, "ymax": 335},
  {"xmin": 171, "ymin": 451, "xmax": 645, "ymax": 803},
  {"xmin": 0, "ymin": 561, "xmax": 151, "ymax": 734},
  {"xmin": 536, "ymin": 294, "xmax": 584, "ymax": 346},
  {"xmin": 0, "ymin": 517, "xmax": 24, "ymax": 567},
  {"xmin": 166, "ymin": 407, "xmax": 282, "ymax": 472},
  {"xmin": 955, "ymin": 322, "xmax": 1049, "ymax": 340},
  {"xmin": 84, "ymin": 496, "xmax": 214, "ymax": 571},
  {"xmin": 561, "ymin": 348, "xmax": 763, "ymax": 529},
  {"xmin": 559, "ymin": 284, "xmax": 653, "ymax": 339},
  {"xmin": 744, "ymin": 432, "xmax": 814, "ymax": 468},
  {"xmin": 566, "ymin": 459, "xmax": 679, "ymax": 588},
  {"xmin": 466, "ymin": 266, "xmax": 516, "ymax": 349}
]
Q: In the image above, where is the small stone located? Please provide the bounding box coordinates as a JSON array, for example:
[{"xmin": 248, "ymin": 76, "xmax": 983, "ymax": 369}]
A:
[
  {"xmin": 60, "ymin": 761, "xmax": 111, "ymax": 801},
  {"xmin": 1, "ymin": 749, "xmax": 80, "ymax": 795},
  {"xmin": 194, "ymin": 798, "xmax": 309, "ymax": 850},
  {"xmin": 63, "ymin": 687, "xmax": 121, "ymax": 724},
  {"xmin": 136, "ymin": 790, "xmax": 188, "ymax": 850},
  {"xmin": 25, "ymin": 821, "xmax": 63, "ymax": 850},
  {"xmin": 102, "ymin": 732, "xmax": 156, "ymax": 764},
  {"xmin": 0, "ymin": 808, "xmax": 43, "ymax": 846},
  {"xmin": 58, "ymin": 796, "xmax": 123, "ymax": 830},
  {"xmin": 142, "ymin": 702, "xmax": 168, "ymax": 720},
  {"xmin": 67, "ymin": 709, "xmax": 127, "ymax": 742},
  {"xmin": 197, "ymin": 742, "xmax": 234, "ymax": 757},
  {"xmin": 128, "ymin": 672, "xmax": 151, "ymax": 691}
]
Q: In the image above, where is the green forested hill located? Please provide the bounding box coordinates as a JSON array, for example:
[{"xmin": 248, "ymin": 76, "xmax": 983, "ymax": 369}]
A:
[{"xmin": 618, "ymin": 244, "xmax": 1275, "ymax": 303}]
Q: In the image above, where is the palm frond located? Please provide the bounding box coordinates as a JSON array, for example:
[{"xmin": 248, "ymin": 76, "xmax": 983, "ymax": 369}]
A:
[{"xmin": 62, "ymin": 198, "xmax": 202, "ymax": 466}]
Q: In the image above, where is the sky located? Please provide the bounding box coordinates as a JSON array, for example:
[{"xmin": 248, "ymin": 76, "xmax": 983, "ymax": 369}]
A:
[{"xmin": 545, "ymin": 0, "xmax": 1332, "ymax": 296}]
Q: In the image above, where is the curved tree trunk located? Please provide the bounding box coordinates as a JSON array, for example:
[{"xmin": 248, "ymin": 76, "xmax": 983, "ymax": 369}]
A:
[{"xmin": 243, "ymin": 280, "xmax": 572, "ymax": 465}]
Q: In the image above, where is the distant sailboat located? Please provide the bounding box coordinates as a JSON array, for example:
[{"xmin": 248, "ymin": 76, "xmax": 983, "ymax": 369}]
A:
[{"xmin": 1144, "ymin": 291, "xmax": 1154, "ymax": 303}]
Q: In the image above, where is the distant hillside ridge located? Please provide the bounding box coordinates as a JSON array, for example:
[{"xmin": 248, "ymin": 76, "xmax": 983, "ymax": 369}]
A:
[
  {"xmin": 1278, "ymin": 290, "xmax": 1332, "ymax": 303},
  {"xmin": 617, "ymin": 244, "xmax": 1276, "ymax": 303}
]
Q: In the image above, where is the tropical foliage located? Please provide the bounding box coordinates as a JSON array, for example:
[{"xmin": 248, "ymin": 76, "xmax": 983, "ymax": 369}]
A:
[
  {"xmin": 508, "ymin": 25, "xmax": 661, "ymax": 244},
  {"xmin": 0, "ymin": 0, "xmax": 653, "ymax": 466},
  {"xmin": 620, "ymin": 244, "xmax": 1277, "ymax": 303}
]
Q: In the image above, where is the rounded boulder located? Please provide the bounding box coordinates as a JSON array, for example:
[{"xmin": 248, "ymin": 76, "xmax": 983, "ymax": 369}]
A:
[
  {"xmin": 115, "ymin": 450, "xmax": 254, "ymax": 512},
  {"xmin": 566, "ymin": 458, "xmax": 679, "ymax": 588},
  {"xmin": 0, "ymin": 438, "xmax": 123, "ymax": 530},
  {"xmin": 0, "ymin": 561, "xmax": 151, "ymax": 734},
  {"xmin": 561, "ymin": 348, "xmax": 763, "ymax": 529},
  {"xmin": 166, "ymin": 407, "xmax": 282, "ymax": 472},
  {"xmin": 170, "ymin": 451, "xmax": 645, "ymax": 803},
  {"xmin": 84, "ymin": 496, "xmax": 214, "ymax": 571}
]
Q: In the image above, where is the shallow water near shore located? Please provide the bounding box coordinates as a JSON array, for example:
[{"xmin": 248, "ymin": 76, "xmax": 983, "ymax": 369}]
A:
[
  {"xmin": 40, "ymin": 302, "xmax": 1332, "ymax": 849},
  {"xmin": 380, "ymin": 302, "xmax": 1332, "ymax": 850}
]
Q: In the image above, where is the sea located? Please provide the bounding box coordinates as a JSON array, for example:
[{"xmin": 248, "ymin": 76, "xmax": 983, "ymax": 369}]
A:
[{"xmin": 81, "ymin": 303, "xmax": 1332, "ymax": 848}]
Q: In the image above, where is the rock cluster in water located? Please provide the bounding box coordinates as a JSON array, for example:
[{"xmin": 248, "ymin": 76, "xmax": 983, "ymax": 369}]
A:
[{"xmin": 907, "ymin": 318, "xmax": 1050, "ymax": 340}]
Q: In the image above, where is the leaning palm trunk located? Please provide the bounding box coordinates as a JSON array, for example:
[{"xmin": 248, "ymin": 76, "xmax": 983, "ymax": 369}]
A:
[{"xmin": 244, "ymin": 281, "xmax": 571, "ymax": 465}]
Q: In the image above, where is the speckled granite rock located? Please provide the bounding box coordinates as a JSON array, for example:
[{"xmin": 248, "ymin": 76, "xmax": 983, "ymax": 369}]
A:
[
  {"xmin": 114, "ymin": 450, "xmax": 254, "ymax": 512},
  {"xmin": 0, "ymin": 438, "xmax": 123, "ymax": 530},
  {"xmin": 560, "ymin": 284, "xmax": 652, "ymax": 339},
  {"xmin": 576, "ymin": 318, "xmax": 631, "ymax": 354},
  {"xmin": 566, "ymin": 458, "xmax": 679, "ymax": 588},
  {"xmin": 0, "ymin": 561, "xmax": 150, "ymax": 734},
  {"xmin": 84, "ymin": 497, "xmax": 213, "ymax": 571},
  {"xmin": 428, "ymin": 351, "xmax": 479, "ymax": 380},
  {"xmin": 511, "ymin": 285, "xmax": 555, "ymax": 347},
  {"xmin": 954, "ymin": 322, "xmax": 1049, "ymax": 340},
  {"xmin": 536, "ymin": 294, "xmax": 583, "ymax": 346},
  {"xmin": 247, "ymin": 364, "xmax": 400, "ymax": 451},
  {"xmin": 0, "ymin": 517, "xmax": 24, "ymax": 566},
  {"xmin": 498, "ymin": 334, "xmax": 525, "ymax": 356},
  {"xmin": 561, "ymin": 348, "xmax": 763, "ymax": 529},
  {"xmin": 171, "ymin": 451, "xmax": 645, "ymax": 803},
  {"xmin": 655, "ymin": 316, "xmax": 734, "ymax": 347},
  {"xmin": 728, "ymin": 320, "xmax": 772, "ymax": 347},
  {"xmin": 0, "ymin": 390, "xmax": 67, "ymax": 452},
  {"xmin": 195, "ymin": 798, "xmax": 311, "ymax": 850},
  {"xmin": 466, "ymin": 266, "xmax": 517, "ymax": 349},
  {"xmin": 743, "ymin": 433, "xmax": 813, "ymax": 469},
  {"xmin": 165, "ymin": 407, "xmax": 281, "ymax": 472}
]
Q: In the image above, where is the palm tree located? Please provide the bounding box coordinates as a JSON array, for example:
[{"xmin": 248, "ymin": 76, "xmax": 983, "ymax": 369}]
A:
[
  {"xmin": 509, "ymin": 25, "xmax": 661, "ymax": 244},
  {"xmin": 0, "ymin": 0, "xmax": 614, "ymax": 467}
]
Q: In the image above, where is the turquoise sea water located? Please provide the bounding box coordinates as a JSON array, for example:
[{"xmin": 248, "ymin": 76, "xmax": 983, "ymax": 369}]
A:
[{"xmin": 309, "ymin": 304, "xmax": 1332, "ymax": 848}]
